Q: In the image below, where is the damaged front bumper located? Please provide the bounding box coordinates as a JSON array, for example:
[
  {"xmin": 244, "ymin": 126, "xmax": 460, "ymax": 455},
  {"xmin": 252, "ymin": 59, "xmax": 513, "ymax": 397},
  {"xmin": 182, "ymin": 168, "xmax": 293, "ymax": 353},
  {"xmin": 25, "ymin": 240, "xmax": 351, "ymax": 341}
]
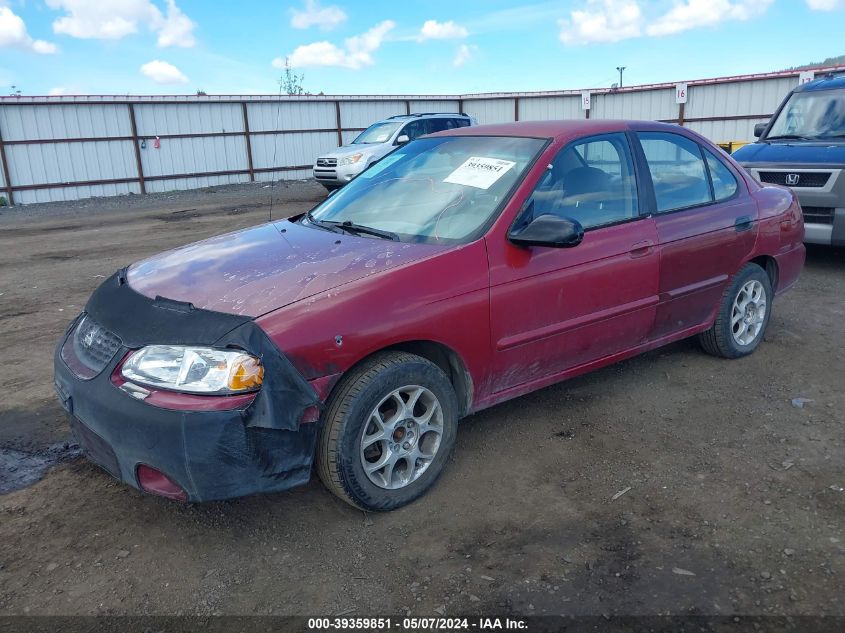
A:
[{"xmin": 52, "ymin": 271, "xmax": 321, "ymax": 502}]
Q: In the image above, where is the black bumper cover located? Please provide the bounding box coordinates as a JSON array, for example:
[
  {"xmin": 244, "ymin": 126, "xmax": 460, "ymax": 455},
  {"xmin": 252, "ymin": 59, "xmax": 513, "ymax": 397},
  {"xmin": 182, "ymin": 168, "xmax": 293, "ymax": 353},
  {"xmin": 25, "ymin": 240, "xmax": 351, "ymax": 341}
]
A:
[{"xmin": 53, "ymin": 270, "xmax": 321, "ymax": 502}]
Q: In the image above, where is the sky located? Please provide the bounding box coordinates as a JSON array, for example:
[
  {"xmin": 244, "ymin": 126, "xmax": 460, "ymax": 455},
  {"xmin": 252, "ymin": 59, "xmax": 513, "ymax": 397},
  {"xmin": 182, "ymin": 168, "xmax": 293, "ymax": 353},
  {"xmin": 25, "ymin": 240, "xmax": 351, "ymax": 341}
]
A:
[{"xmin": 1, "ymin": 0, "xmax": 844, "ymax": 96}]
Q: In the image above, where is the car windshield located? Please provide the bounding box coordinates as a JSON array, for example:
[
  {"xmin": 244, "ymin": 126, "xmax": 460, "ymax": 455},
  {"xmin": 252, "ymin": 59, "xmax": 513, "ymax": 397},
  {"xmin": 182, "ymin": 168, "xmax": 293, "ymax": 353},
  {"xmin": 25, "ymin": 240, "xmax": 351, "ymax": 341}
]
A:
[
  {"xmin": 766, "ymin": 88, "xmax": 845, "ymax": 140},
  {"xmin": 303, "ymin": 136, "xmax": 546, "ymax": 244},
  {"xmin": 352, "ymin": 121, "xmax": 403, "ymax": 144}
]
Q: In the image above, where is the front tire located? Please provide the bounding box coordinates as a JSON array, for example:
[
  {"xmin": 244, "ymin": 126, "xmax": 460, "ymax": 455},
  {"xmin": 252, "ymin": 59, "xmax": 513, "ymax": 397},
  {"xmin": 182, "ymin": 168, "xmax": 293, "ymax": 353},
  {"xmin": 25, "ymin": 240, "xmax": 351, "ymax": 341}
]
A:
[
  {"xmin": 316, "ymin": 352, "xmax": 459, "ymax": 511},
  {"xmin": 699, "ymin": 263, "xmax": 773, "ymax": 359}
]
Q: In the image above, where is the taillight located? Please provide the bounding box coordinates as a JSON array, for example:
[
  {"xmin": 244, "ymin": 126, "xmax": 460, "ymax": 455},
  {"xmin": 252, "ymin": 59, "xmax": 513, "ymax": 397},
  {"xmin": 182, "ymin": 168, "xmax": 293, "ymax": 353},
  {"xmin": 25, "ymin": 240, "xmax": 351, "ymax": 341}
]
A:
[{"xmin": 136, "ymin": 464, "xmax": 187, "ymax": 502}]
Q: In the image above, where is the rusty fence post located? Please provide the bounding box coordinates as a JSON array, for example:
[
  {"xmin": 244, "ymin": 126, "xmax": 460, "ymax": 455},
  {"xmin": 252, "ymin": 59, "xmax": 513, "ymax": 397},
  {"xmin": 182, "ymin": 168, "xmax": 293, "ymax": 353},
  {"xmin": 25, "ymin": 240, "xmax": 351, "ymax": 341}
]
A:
[
  {"xmin": 334, "ymin": 101, "xmax": 343, "ymax": 146},
  {"xmin": 127, "ymin": 103, "xmax": 146, "ymax": 194},
  {"xmin": 0, "ymin": 121, "xmax": 13, "ymax": 206},
  {"xmin": 242, "ymin": 102, "xmax": 255, "ymax": 181}
]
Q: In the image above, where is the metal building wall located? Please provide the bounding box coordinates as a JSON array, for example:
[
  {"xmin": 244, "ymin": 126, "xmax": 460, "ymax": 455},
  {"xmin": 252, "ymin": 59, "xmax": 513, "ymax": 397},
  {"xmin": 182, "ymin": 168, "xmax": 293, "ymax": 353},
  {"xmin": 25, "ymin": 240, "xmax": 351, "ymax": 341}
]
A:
[
  {"xmin": 518, "ymin": 95, "xmax": 581, "ymax": 121},
  {"xmin": 682, "ymin": 75, "xmax": 798, "ymax": 143},
  {"xmin": 0, "ymin": 103, "xmax": 139, "ymax": 204},
  {"xmin": 592, "ymin": 88, "xmax": 677, "ymax": 121},
  {"xmin": 1, "ymin": 66, "xmax": 842, "ymax": 206},
  {"xmin": 339, "ymin": 101, "xmax": 406, "ymax": 129},
  {"xmin": 462, "ymin": 98, "xmax": 516, "ymax": 124},
  {"xmin": 409, "ymin": 100, "xmax": 460, "ymax": 114}
]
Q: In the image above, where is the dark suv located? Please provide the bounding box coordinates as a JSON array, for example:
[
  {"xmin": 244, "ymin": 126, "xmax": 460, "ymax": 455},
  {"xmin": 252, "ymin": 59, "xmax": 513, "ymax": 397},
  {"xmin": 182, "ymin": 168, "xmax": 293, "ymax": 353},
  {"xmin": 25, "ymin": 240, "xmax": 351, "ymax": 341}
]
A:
[{"xmin": 733, "ymin": 74, "xmax": 845, "ymax": 246}]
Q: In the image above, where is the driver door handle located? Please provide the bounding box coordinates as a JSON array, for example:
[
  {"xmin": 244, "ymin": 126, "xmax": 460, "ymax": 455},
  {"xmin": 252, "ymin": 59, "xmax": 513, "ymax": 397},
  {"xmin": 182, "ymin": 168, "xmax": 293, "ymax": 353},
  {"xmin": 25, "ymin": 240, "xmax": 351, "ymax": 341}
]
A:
[{"xmin": 629, "ymin": 240, "xmax": 655, "ymax": 258}]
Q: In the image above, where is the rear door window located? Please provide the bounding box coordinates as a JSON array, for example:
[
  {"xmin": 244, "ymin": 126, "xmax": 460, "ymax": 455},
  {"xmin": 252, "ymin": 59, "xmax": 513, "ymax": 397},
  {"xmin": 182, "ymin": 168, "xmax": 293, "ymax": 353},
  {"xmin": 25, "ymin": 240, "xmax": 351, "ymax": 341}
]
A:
[
  {"xmin": 638, "ymin": 132, "xmax": 712, "ymax": 212},
  {"xmin": 401, "ymin": 119, "xmax": 434, "ymax": 141}
]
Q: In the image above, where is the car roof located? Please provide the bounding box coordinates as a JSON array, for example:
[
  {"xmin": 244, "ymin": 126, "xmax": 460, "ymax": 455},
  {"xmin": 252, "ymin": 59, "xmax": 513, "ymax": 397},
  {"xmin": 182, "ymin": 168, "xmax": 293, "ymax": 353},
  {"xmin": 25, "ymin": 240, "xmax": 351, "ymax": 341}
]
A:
[
  {"xmin": 795, "ymin": 73, "xmax": 845, "ymax": 93},
  {"xmin": 429, "ymin": 119, "xmax": 682, "ymax": 142},
  {"xmin": 386, "ymin": 112, "xmax": 471, "ymax": 121}
]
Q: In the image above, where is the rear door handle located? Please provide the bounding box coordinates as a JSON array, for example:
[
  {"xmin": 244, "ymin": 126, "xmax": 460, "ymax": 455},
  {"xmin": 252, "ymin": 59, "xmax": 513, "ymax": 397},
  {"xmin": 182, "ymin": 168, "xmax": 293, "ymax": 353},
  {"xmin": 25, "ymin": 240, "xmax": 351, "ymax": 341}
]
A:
[
  {"xmin": 735, "ymin": 216, "xmax": 753, "ymax": 232},
  {"xmin": 629, "ymin": 240, "xmax": 654, "ymax": 258}
]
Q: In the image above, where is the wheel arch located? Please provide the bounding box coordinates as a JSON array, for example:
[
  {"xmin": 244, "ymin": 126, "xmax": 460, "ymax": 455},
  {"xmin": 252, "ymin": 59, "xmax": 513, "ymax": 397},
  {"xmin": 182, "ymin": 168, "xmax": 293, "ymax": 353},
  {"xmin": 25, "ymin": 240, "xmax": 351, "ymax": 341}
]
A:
[
  {"xmin": 385, "ymin": 340, "xmax": 473, "ymax": 418},
  {"xmin": 329, "ymin": 340, "xmax": 474, "ymax": 418},
  {"xmin": 749, "ymin": 255, "xmax": 779, "ymax": 292}
]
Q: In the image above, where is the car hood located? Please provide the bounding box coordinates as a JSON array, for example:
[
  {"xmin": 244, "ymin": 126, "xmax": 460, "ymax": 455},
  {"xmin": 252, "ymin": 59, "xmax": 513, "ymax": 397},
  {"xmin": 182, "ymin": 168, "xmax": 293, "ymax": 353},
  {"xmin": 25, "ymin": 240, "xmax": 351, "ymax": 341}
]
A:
[
  {"xmin": 127, "ymin": 220, "xmax": 450, "ymax": 317},
  {"xmin": 733, "ymin": 141, "xmax": 845, "ymax": 167}
]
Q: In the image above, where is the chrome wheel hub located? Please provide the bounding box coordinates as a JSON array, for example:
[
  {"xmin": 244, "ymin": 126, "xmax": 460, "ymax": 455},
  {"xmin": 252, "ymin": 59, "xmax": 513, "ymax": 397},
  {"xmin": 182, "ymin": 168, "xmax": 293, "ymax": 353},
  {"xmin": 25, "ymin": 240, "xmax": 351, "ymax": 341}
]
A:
[
  {"xmin": 731, "ymin": 280, "xmax": 767, "ymax": 346},
  {"xmin": 360, "ymin": 385, "xmax": 443, "ymax": 490}
]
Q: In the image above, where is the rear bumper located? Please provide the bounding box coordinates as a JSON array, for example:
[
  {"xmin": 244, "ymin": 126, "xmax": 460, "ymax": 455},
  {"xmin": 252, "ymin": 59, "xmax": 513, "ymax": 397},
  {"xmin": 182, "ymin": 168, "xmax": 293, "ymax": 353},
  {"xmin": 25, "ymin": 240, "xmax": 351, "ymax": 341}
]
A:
[
  {"xmin": 53, "ymin": 324, "xmax": 318, "ymax": 502},
  {"xmin": 773, "ymin": 243, "xmax": 806, "ymax": 296}
]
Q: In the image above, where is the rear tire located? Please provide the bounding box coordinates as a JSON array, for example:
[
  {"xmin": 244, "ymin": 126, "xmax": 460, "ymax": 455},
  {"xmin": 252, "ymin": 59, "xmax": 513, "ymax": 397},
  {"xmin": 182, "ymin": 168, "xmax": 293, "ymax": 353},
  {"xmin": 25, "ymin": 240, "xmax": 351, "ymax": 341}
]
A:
[
  {"xmin": 316, "ymin": 352, "xmax": 458, "ymax": 511},
  {"xmin": 699, "ymin": 263, "xmax": 772, "ymax": 359}
]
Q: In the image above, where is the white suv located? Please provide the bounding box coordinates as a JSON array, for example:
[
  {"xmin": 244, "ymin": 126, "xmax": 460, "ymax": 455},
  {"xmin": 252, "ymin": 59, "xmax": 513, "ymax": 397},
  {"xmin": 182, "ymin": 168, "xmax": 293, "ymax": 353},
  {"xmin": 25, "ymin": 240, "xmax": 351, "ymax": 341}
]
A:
[{"xmin": 313, "ymin": 112, "xmax": 476, "ymax": 191}]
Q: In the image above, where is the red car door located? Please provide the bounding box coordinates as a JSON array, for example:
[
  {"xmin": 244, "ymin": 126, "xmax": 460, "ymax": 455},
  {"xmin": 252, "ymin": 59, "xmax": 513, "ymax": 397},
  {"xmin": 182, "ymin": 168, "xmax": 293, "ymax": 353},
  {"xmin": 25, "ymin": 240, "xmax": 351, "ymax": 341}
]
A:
[
  {"xmin": 634, "ymin": 131, "xmax": 757, "ymax": 339},
  {"xmin": 487, "ymin": 132, "xmax": 659, "ymax": 395}
]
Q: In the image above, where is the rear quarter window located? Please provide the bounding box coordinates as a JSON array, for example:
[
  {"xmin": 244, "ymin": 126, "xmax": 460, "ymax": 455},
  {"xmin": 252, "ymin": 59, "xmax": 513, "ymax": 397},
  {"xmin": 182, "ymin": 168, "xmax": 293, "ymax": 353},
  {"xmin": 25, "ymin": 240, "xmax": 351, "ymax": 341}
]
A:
[{"xmin": 704, "ymin": 149, "xmax": 739, "ymax": 201}]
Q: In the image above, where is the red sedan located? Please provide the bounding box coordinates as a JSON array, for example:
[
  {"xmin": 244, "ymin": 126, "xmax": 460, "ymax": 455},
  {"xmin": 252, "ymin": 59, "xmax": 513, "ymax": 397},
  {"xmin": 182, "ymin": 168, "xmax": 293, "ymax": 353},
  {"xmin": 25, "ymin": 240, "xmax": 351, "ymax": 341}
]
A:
[{"xmin": 54, "ymin": 120, "xmax": 805, "ymax": 510}]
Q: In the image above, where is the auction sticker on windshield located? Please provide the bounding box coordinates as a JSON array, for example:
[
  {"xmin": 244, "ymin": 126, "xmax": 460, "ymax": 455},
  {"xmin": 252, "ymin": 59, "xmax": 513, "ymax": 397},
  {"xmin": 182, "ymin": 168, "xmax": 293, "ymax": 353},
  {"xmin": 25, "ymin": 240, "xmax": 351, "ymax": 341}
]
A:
[{"xmin": 444, "ymin": 156, "xmax": 516, "ymax": 189}]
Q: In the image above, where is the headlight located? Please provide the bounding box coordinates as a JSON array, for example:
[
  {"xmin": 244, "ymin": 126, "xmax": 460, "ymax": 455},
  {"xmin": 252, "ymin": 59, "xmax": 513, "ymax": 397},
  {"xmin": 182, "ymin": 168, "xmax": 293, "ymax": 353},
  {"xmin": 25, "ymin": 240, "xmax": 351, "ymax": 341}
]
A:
[
  {"xmin": 338, "ymin": 153, "xmax": 364, "ymax": 166},
  {"xmin": 121, "ymin": 346, "xmax": 264, "ymax": 394}
]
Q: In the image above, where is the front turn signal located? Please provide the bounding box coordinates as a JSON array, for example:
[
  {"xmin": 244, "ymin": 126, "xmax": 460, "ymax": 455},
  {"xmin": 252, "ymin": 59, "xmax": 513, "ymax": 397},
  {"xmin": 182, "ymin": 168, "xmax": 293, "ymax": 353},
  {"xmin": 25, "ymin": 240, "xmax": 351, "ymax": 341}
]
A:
[{"xmin": 228, "ymin": 356, "xmax": 264, "ymax": 391}]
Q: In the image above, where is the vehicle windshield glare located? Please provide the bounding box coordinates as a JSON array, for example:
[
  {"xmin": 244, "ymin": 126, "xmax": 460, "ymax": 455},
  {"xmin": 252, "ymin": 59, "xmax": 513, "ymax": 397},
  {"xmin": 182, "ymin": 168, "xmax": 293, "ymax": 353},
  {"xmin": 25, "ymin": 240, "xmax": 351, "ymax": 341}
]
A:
[
  {"xmin": 352, "ymin": 121, "xmax": 403, "ymax": 144},
  {"xmin": 304, "ymin": 136, "xmax": 547, "ymax": 244},
  {"xmin": 766, "ymin": 88, "xmax": 845, "ymax": 140}
]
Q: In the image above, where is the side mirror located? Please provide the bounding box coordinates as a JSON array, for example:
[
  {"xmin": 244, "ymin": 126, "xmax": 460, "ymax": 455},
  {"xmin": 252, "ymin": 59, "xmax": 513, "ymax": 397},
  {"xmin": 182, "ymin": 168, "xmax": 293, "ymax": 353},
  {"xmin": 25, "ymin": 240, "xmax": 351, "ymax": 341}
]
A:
[
  {"xmin": 396, "ymin": 134, "xmax": 410, "ymax": 145},
  {"xmin": 753, "ymin": 123, "xmax": 767, "ymax": 138},
  {"xmin": 508, "ymin": 214, "xmax": 584, "ymax": 249}
]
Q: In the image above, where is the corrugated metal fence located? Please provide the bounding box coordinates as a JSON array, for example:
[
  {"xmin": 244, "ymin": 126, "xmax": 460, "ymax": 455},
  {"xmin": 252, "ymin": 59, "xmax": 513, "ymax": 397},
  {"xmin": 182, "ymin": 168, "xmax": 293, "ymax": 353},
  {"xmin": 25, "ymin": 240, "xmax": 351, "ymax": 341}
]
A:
[{"xmin": 1, "ymin": 66, "xmax": 841, "ymax": 206}]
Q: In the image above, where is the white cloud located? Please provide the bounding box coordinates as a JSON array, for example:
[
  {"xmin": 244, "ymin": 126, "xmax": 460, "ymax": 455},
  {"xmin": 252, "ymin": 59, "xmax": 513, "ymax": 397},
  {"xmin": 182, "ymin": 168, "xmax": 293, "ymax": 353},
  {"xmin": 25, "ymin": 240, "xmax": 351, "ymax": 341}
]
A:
[
  {"xmin": 647, "ymin": 0, "xmax": 773, "ymax": 36},
  {"xmin": 558, "ymin": 0, "xmax": 643, "ymax": 45},
  {"xmin": 156, "ymin": 0, "xmax": 195, "ymax": 47},
  {"xmin": 290, "ymin": 0, "xmax": 347, "ymax": 31},
  {"xmin": 453, "ymin": 43, "xmax": 476, "ymax": 67},
  {"xmin": 418, "ymin": 19, "xmax": 468, "ymax": 41},
  {"xmin": 0, "ymin": 6, "xmax": 58, "ymax": 54},
  {"xmin": 33, "ymin": 40, "xmax": 59, "ymax": 54},
  {"xmin": 558, "ymin": 0, "xmax": 775, "ymax": 45},
  {"xmin": 46, "ymin": 0, "xmax": 195, "ymax": 47},
  {"xmin": 140, "ymin": 59, "xmax": 188, "ymax": 84},
  {"xmin": 48, "ymin": 86, "xmax": 88, "ymax": 95},
  {"xmin": 806, "ymin": 0, "xmax": 844, "ymax": 8},
  {"xmin": 279, "ymin": 20, "xmax": 395, "ymax": 70}
]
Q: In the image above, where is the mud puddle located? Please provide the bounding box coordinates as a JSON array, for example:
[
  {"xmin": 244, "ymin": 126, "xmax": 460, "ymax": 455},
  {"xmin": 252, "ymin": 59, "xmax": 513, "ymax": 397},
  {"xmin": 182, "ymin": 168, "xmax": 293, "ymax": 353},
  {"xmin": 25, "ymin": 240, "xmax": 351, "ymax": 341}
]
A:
[{"xmin": 0, "ymin": 442, "xmax": 82, "ymax": 494}]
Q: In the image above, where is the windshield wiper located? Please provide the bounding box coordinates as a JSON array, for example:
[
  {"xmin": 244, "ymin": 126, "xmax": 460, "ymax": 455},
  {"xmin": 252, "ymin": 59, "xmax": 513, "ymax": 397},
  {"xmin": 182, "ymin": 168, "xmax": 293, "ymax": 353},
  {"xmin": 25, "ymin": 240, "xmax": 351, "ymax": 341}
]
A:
[
  {"xmin": 304, "ymin": 210, "xmax": 344, "ymax": 234},
  {"xmin": 325, "ymin": 220, "xmax": 400, "ymax": 241},
  {"xmin": 765, "ymin": 134, "xmax": 814, "ymax": 141}
]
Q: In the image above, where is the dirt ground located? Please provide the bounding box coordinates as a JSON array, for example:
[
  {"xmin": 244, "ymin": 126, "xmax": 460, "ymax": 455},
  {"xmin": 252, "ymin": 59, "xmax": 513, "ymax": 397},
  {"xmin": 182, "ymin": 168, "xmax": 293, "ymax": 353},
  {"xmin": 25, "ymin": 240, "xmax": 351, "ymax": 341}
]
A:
[{"xmin": 0, "ymin": 181, "xmax": 842, "ymax": 621}]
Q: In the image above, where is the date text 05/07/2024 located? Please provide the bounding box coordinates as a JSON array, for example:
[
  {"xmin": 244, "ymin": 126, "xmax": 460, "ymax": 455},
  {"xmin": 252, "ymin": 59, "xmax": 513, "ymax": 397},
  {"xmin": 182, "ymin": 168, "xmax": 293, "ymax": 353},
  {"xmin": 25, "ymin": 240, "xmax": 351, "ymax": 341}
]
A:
[{"xmin": 307, "ymin": 617, "xmax": 528, "ymax": 630}]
